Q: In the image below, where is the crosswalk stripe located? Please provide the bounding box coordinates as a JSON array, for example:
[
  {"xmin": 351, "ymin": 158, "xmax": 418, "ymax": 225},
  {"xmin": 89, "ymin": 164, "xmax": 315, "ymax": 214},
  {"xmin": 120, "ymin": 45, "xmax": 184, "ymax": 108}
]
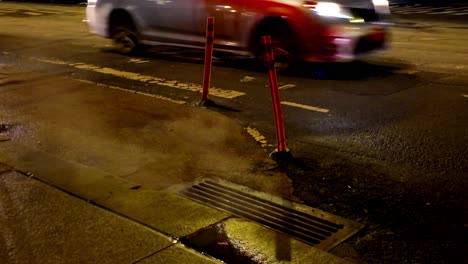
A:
[{"xmin": 33, "ymin": 58, "xmax": 245, "ymax": 99}]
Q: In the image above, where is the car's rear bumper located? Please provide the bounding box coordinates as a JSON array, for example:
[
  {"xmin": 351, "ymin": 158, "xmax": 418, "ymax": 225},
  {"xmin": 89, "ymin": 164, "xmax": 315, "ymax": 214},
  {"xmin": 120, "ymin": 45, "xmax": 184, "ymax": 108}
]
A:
[{"xmin": 300, "ymin": 22, "xmax": 390, "ymax": 62}]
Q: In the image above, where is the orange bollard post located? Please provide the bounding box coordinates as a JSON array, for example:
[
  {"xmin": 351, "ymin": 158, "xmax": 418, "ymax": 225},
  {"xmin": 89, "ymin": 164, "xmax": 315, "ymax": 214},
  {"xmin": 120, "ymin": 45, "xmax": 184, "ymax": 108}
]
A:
[
  {"xmin": 200, "ymin": 17, "xmax": 215, "ymax": 106},
  {"xmin": 262, "ymin": 36, "xmax": 292, "ymax": 161}
]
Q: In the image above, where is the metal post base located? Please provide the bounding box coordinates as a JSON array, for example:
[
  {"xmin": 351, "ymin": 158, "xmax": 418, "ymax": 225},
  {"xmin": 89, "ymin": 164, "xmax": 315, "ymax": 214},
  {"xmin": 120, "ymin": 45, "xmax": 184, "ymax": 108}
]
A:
[{"xmin": 269, "ymin": 149, "xmax": 293, "ymax": 162}]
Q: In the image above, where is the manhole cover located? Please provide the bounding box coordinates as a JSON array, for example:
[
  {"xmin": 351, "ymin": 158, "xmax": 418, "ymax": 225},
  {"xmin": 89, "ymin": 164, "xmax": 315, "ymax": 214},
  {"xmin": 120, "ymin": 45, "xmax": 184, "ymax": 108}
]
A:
[{"xmin": 174, "ymin": 178, "xmax": 364, "ymax": 250}]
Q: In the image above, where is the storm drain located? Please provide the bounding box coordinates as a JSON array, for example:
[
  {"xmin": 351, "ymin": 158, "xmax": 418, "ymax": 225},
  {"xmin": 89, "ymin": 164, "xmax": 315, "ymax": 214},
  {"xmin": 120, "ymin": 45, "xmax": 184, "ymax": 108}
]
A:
[{"xmin": 176, "ymin": 178, "xmax": 363, "ymax": 251}]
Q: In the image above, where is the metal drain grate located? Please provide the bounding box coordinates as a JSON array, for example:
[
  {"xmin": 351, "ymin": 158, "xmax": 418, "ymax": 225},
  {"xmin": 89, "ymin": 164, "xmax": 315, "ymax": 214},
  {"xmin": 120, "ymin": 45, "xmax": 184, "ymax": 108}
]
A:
[{"xmin": 176, "ymin": 178, "xmax": 363, "ymax": 250}]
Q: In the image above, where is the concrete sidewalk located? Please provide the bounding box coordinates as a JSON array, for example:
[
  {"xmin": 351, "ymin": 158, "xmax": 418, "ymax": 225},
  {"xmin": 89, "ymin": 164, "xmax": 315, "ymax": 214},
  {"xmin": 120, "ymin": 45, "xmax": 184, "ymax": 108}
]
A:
[
  {"xmin": 0, "ymin": 67, "xmax": 351, "ymax": 263},
  {"xmin": 0, "ymin": 165, "xmax": 219, "ymax": 264}
]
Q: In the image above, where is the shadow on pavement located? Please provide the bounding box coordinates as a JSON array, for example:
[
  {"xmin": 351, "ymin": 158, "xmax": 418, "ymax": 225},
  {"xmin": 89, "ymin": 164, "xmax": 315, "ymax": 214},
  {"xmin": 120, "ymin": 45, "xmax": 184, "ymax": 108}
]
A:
[
  {"xmin": 274, "ymin": 152, "xmax": 463, "ymax": 263},
  {"xmin": 180, "ymin": 222, "xmax": 256, "ymax": 264},
  {"xmin": 102, "ymin": 46, "xmax": 406, "ymax": 81}
]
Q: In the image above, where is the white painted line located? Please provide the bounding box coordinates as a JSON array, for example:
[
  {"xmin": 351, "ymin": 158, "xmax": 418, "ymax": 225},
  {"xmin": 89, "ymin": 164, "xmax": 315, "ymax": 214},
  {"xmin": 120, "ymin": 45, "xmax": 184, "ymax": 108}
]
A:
[
  {"xmin": 462, "ymin": 94, "xmax": 468, "ymax": 98},
  {"xmin": 279, "ymin": 84, "xmax": 296, "ymax": 90},
  {"xmin": 72, "ymin": 78, "xmax": 187, "ymax": 104},
  {"xmin": 128, "ymin": 58, "xmax": 150, "ymax": 64},
  {"xmin": 33, "ymin": 58, "xmax": 245, "ymax": 99},
  {"xmin": 240, "ymin": 76, "xmax": 255, "ymax": 83},
  {"xmin": 24, "ymin": 12, "xmax": 42, "ymax": 16},
  {"xmin": 281, "ymin": 101, "xmax": 329, "ymax": 113},
  {"xmin": 453, "ymin": 12, "xmax": 468, "ymax": 15}
]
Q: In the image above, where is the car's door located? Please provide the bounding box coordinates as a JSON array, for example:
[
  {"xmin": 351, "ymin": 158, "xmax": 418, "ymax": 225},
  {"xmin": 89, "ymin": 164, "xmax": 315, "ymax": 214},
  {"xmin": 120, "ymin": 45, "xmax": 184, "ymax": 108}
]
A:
[
  {"xmin": 137, "ymin": 0, "xmax": 198, "ymax": 40},
  {"xmin": 202, "ymin": 0, "xmax": 246, "ymax": 50}
]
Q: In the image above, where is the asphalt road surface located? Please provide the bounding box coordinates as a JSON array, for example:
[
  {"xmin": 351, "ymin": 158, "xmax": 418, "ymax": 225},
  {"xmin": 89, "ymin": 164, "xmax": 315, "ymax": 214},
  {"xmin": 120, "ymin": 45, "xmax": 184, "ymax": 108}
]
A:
[
  {"xmin": 390, "ymin": 1, "xmax": 468, "ymax": 24},
  {"xmin": 0, "ymin": 2, "xmax": 466, "ymax": 264}
]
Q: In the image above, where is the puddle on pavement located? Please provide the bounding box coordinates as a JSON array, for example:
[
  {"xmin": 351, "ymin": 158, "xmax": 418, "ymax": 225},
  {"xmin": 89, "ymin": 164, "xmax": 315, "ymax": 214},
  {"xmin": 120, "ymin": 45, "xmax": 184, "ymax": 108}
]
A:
[{"xmin": 181, "ymin": 221, "xmax": 256, "ymax": 264}]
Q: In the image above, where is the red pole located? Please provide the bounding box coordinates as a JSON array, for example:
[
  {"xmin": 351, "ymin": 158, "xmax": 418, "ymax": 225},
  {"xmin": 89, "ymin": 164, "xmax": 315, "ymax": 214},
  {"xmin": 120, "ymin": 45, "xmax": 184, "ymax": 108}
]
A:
[
  {"xmin": 262, "ymin": 36, "xmax": 288, "ymax": 154},
  {"xmin": 201, "ymin": 17, "xmax": 215, "ymax": 104}
]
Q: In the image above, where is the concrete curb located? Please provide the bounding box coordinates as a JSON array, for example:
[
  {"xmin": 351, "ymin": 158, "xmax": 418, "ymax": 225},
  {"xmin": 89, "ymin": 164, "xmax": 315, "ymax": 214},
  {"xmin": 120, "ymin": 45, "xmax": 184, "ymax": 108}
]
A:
[{"xmin": 0, "ymin": 140, "xmax": 231, "ymax": 238}]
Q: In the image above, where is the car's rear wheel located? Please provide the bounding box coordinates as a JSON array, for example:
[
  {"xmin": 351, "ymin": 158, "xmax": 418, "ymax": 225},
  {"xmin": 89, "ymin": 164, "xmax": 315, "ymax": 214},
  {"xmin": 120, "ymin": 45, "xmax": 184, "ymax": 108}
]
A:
[
  {"xmin": 109, "ymin": 13, "xmax": 139, "ymax": 55},
  {"xmin": 111, "ymin": 27, "xmax": 138, "ymax": 54},
  {"xmin": 255, "ymin": 20, "xmax": 298, "ymax": 72}
]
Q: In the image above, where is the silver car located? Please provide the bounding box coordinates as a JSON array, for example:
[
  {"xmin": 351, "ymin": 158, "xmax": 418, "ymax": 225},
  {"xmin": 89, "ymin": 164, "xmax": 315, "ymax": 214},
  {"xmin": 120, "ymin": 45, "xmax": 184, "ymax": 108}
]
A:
[{"xmin": 86, "ymin": 0, "xmax": 392, "ymax": 67}]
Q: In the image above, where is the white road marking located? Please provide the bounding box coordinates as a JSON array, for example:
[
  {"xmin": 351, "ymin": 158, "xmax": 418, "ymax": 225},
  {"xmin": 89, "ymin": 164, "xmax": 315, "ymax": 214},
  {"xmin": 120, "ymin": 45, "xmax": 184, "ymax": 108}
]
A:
[
  {"xmin": 23, "ymin": 12, "xmax": 42, "ymax": 16},
  {"xmin": 453, "ymin": 12, "xmax": 468, "ymax": 16},
  {"xmin": 72, "ymin": 78, "xmax": 187, "ymax": 104},
  {"xmin": 281, "ymin": 101, "xmax": 330, "ymax": 113},
  {"xmin": 240, "ymin": 76, "xmax": 255, "ymax": 82},
  {"xmin": 279, "ymin": 84, "xmax": 296, "ymax": 90},
  {"xmin": 33, "ymin": 58, "xmax": 245, "ymax": 99},
  {"xmin": 462, "ymin": 94, "xmax": 468, "ymax": 98},
  {"xmin": 128, "ymin": 58, "xmax": 150, "ymax": 64}
]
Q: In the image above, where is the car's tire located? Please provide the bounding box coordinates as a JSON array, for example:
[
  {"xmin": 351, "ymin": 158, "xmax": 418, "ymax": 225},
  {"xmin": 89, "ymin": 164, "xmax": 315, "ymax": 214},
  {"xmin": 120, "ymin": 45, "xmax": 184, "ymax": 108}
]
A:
[
  {"xmin": 255, "ymin": 20, "xmax": 298, "ymax": 72},
  {"xmin": 110, "ymin": 23, "xmax": 139, "ymax": 55}
]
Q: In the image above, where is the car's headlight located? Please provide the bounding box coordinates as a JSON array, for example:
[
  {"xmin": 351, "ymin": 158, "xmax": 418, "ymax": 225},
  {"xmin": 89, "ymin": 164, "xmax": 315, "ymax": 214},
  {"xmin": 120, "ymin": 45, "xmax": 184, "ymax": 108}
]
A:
[
  {"xmin": 87, "ymin": 0, "xmax": 97, "ymax": 6},
  {"xmin": 302, "ymin": 1, "xmax": 352, "ymax": 19}
]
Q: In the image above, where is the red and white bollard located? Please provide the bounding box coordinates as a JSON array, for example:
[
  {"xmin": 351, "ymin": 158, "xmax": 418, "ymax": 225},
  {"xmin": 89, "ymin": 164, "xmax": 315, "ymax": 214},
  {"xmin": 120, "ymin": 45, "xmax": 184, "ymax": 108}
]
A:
[
  {"xmin": 199, "ymin": 17, "xmax": 215, "ymax": 106},
  {"xmin": 262, "ymin": 36, "xmax": 292, "ymax": 161}
]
